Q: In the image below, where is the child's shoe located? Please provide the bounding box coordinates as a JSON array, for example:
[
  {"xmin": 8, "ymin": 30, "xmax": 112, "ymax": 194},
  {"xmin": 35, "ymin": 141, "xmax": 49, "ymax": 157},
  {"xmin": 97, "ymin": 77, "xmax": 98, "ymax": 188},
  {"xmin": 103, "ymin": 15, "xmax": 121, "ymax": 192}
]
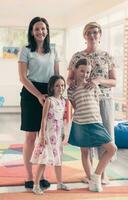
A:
[
  {"xmin": 57, "ymin": 183, "xmax": 70, "ymax": 191},
  {"xmin": 81, "ymin": 177, "xmax": 89, "ymax": 184},
  {"xmin": 33, "ymin": 184, "xmax": 44, "ymax": 195},
  {"xmin": 101, "ymin": 176, "xmax": 110, "ymax": 185},
  {"xmin": 89, "ymin": 173, "xmax": 103, "ymax": 192}
]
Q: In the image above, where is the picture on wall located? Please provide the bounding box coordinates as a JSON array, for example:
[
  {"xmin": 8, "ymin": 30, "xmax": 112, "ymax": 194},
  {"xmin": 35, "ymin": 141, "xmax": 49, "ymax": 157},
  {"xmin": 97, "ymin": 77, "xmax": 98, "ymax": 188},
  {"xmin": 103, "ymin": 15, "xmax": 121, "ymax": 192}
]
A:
[{"xmin": 3, "ymin": 47, "xmax": 19, "ymax": 59}]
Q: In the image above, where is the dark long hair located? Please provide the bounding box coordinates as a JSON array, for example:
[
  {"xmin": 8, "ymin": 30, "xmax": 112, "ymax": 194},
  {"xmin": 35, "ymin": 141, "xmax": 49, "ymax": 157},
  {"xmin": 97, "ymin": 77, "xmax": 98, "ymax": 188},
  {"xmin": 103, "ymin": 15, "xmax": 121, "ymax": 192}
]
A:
[
  {"xmin": 48, "ymin": 75, "xmax": 66, "ymax": 96},
  {"xmin": 26, "ymin": 16, "xmax": 50, "ymax": 53}
]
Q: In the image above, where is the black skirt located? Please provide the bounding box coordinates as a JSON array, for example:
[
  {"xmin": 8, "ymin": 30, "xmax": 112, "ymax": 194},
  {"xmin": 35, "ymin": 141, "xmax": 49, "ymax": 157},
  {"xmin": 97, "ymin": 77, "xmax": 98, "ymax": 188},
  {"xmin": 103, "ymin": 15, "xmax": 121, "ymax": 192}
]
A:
[{"xmin": 20, "ymin": 81, "xmax": 48, "ymax": 132}]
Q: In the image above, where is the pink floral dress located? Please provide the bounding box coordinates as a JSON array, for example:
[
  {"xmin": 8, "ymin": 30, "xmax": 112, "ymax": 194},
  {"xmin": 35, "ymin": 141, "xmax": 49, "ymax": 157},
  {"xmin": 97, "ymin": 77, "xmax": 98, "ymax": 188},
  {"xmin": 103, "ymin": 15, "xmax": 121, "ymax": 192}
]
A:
[{"xmin": 31, "ymin": 96, "xmax": 65, "ymax": 166}]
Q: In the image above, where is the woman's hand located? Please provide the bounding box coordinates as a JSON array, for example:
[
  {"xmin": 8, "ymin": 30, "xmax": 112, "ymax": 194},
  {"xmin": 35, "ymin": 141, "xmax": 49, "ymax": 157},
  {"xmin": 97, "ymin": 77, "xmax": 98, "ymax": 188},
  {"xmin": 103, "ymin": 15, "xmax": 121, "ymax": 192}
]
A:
[
  {"xmin": 38, "ymin": 94, "xmax": 48, "ymax": 106},
  {"xmin": 68, "ymin": 80, "xmax": 76, "ymax": 89},
  {"xmin": 85, "ymin": 78, "xmax": 100, "ymax": 89}
]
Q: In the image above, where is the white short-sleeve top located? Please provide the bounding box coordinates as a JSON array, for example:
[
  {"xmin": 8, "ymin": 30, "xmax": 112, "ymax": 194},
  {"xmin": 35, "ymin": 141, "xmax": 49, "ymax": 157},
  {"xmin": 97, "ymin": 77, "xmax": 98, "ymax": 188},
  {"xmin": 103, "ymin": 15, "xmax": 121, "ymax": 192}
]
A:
[{"xmin": 18, "ymin": 47, "xmax": 59, "ymax": 83}]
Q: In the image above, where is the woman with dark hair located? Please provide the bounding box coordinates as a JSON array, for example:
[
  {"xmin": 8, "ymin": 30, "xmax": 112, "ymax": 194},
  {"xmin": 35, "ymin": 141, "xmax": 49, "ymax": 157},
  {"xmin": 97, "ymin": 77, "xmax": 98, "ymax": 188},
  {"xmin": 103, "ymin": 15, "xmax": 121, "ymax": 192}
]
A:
[{"xmin": 18, "ymin": 16, "xmax": 60, "ymax": 190}]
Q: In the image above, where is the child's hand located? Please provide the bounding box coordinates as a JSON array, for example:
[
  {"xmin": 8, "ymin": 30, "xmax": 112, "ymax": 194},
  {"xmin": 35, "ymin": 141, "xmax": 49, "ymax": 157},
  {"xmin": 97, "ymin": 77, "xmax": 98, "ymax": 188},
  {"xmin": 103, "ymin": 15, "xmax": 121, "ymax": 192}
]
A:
[
  {"xmin": 39, "ymin": 135, "xmax": 46, "ymax": 146},
  {"xmin": 32, "ymin": 143, "xmax": 44, "ymax": 159},
  {"xmin": 62, "ymin": 133, "xmax": 65, "ymax": 141}
]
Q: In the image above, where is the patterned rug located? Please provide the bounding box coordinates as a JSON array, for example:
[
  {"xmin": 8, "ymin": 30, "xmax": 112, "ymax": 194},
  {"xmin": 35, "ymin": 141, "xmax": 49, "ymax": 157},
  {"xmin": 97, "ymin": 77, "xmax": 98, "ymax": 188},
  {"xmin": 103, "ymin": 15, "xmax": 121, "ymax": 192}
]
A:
[
  {"xmin": 0, "ymin": 186, "xmax": 128, "ymax": 200},
  {"xmin": 0, "ymin": 144, "xmax": 128, "ymax": 186}
]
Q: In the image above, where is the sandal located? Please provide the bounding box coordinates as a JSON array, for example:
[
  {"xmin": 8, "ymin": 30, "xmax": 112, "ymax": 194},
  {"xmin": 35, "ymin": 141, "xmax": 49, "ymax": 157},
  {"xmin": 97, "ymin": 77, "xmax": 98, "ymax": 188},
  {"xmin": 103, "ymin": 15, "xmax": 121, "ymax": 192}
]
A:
[
  {"xmin": 33, "ymin": 185, "xmax": 44, "ymax": 195},
  {"xmin": 57, "ymin": 183, "xmax": 70, "ymax": 191}
]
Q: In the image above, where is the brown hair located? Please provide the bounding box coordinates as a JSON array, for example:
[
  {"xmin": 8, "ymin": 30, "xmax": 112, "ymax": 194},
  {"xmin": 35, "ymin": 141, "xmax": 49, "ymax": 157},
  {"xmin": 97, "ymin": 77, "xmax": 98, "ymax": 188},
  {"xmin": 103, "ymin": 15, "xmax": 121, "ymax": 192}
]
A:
[
  {"xmin": 48, "ymin": 75, "xmax": 66, "ymax": 96},
  {"xmin": 75, "ymin": 58, "xmax": 90, "ymax": 69}
]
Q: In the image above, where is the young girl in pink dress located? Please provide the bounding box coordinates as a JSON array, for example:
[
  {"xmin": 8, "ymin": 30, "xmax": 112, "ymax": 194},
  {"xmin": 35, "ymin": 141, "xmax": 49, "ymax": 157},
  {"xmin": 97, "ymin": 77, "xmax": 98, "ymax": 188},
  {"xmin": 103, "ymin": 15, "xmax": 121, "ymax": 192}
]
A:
[{"xmin": 31, "ymin": 75, "xmax": 70, "ymax": 194}]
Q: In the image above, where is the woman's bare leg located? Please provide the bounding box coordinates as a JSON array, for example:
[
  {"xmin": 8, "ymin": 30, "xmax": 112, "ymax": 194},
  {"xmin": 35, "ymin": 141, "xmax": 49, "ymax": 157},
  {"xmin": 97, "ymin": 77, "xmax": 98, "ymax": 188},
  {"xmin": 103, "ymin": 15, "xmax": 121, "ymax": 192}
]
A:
[
  {"xmin": 55, "ymin": 166, "xmax": 62, "ymax": 184},
  {"xmin": 23, "ymin": 132, "xmax": 36, "ymax": 181}
]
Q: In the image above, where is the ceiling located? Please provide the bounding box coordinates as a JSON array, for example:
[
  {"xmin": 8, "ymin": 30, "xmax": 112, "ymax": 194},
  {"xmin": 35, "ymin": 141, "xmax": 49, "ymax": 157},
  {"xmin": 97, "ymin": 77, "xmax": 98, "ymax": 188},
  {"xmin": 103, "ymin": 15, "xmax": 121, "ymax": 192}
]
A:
[{"xmin": 0, "ymin": 0, "xmax": 127, "ymax": 28}]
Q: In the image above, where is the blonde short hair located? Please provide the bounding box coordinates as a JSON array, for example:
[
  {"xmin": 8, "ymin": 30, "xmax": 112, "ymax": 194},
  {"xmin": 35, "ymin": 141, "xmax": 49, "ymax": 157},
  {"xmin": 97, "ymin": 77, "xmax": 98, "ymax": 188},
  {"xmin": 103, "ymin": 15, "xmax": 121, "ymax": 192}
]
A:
[{"xmin": 83, "ymin": 22, "xmax": 102, "ymax": 36}]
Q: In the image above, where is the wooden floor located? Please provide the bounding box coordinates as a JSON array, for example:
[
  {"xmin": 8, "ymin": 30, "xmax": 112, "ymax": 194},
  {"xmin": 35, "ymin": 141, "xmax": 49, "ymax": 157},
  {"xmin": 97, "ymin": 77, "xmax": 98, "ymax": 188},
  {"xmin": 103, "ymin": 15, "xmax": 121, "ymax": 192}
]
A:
[{"xmin": 0, "ymin": 113, "xmax": 128, "ymax": 177}]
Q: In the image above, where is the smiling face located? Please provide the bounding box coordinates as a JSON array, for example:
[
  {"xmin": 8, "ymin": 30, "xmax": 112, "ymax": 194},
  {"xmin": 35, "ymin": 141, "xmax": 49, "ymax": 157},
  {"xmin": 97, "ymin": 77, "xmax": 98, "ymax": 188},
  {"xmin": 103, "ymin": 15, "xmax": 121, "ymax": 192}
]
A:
[
  {"xmin": 76, "ymin": 64, "xmax": 92, "ymax": 83},
  {"xmin": 84, "ymin": 27, "xmax": 101, "ymax": 46},
  {"xmin": 31, "ymin": 21, "xmax": 48, "ymax": 43}
]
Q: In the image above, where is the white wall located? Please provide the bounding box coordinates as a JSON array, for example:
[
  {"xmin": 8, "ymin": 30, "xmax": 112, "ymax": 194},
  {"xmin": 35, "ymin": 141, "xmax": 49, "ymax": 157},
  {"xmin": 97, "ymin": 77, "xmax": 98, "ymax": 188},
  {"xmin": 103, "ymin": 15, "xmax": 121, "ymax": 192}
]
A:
[
  {"xmin": 66, "ymin": 26, "xmax": 85, "ymax": 63},
  {"xmin": 1, "ymin": 0, "xmax": 128, "ymax": 110},
  {"xmin": 0, "ymin": 59, "xmax": 21, "ymax": 106}
]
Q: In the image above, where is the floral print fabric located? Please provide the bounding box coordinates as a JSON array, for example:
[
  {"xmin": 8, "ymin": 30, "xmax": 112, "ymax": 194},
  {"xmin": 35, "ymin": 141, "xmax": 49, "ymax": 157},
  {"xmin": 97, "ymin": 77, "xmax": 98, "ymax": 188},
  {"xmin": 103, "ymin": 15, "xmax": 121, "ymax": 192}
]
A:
[{"xmin": 31, "ymin": 97, "xmax": 65, "ymax": 166}]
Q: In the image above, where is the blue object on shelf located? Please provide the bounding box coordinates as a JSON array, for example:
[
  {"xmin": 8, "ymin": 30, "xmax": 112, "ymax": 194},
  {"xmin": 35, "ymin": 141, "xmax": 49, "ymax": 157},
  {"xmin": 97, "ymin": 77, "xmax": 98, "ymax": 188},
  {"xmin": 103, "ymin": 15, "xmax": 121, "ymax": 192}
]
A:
[
  {"xmin": 0, "ymin": 96, "xmax": 5, "ymax": 107},
  {"xmin": 114, "ymin": 122, "xmax": 128, "ymax": 148}
]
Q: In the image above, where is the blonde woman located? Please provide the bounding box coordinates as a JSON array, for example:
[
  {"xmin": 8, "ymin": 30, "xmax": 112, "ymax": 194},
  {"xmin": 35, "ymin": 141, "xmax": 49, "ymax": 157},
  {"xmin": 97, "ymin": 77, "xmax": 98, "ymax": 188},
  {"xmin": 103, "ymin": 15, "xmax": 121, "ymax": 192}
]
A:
[{"xmin": 67, "ymin": 22, "xmax": 116, "ymax": 185}]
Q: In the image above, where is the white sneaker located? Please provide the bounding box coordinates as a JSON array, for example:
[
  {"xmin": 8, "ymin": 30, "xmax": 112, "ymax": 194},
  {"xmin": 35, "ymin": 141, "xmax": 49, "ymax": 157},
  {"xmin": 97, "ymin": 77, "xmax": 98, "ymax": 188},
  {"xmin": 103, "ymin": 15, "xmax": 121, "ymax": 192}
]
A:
[
  {"xmin": 101, "ymin": 177, "xmax": 110, "ymax": 185},
  {"xmin": 57, "ymin": 183, "xmax": 70, "ymax": 191},
  {"xmin": 33, "ymin": 185, "xmax": 44, "ymax": 195},
  {"xmin": 89, "ymin": 174, "xmax": 103, "ymax": 192}
]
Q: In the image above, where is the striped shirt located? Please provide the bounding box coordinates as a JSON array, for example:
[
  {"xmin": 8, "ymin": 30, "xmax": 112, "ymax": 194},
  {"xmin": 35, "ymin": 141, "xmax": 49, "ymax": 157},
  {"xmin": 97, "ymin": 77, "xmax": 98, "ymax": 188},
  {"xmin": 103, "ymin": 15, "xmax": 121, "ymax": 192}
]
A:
[
  {"xmin": 67, "ymin": 85, "xmax": 102, "ymax": 124},
  {"xmin": 68, "ymin": 50, "xmax": 115, "ymax": 99}
]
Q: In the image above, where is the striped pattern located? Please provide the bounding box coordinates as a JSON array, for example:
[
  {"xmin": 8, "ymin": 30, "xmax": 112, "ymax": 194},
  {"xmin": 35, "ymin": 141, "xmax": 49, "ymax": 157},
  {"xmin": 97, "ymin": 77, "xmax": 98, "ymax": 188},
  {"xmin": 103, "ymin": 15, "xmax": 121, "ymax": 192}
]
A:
[{"xmin": 67, "ymin": 85, "xmax": 102, "ymax": 124}]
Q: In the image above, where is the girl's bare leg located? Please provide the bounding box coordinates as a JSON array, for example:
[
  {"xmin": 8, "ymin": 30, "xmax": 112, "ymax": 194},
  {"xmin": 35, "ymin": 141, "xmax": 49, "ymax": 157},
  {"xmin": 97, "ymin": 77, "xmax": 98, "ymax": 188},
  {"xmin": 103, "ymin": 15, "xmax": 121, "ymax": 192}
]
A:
[
  {"xmin": 81, "ymin": 147, "xmax": 93, "ymax": 179},
  {"xmin": 95, "ymin": 142, "xmax": 117, "ymax": 175},
  {"xmin": 89, "ymin": 142, "xmax": 116, "ymax": 192},
  {"xmin": 33, "ymin": 164, "xmax": 45, "ymax": 194},
  {"xmin": 55, "ymin": 166, "xmax": 62, "ymax": 183},
  {"xmin": 34, "ymin": 164, "xmax": 46, "ymax": 185},
  {"xmin": 55, "ymin": 165, "xmax": 70, "ymax": 191}
]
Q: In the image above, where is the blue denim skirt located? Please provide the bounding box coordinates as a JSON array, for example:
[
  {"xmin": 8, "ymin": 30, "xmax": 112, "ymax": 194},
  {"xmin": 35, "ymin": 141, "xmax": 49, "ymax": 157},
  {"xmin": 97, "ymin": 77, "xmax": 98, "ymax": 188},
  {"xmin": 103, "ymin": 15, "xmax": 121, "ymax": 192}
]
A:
[{"xmin": 68, "ymin": 122, "xmax": 112, "ymax": 148}]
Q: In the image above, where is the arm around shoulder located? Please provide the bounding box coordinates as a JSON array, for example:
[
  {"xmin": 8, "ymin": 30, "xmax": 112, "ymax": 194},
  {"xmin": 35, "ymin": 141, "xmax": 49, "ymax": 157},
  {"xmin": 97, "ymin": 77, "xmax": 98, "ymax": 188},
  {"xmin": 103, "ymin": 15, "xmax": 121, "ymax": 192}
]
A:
[{"xmin": 67, "ymin": 52, "xmax": 79, "ymax": 86}]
